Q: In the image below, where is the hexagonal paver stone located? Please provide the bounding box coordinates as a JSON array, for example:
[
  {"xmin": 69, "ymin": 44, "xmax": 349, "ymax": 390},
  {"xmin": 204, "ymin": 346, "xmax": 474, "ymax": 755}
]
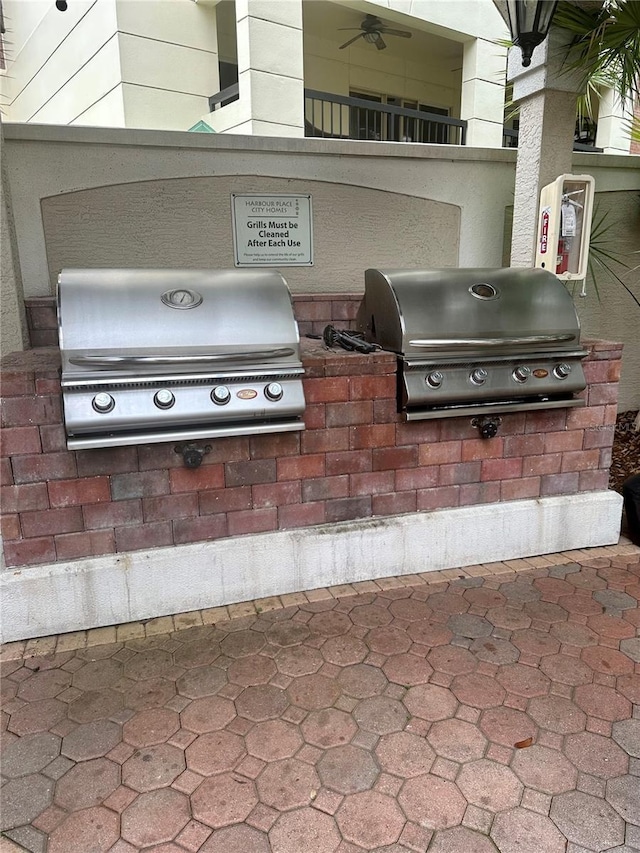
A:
[
  {"xmin": 350, "ymin": 603, "xmax": 393, "ymax": 628},
  {"xmin": 122, "ymin": 743, "xmax": 186, "ymax": 791},
  {"xmin": 479, "ymin": 707, "xmax": 537, "ymax": 748},
  {"xmin": 54, "ymin": 758, "xmax": 120, "ymax": 811},
  {"xmin": 180, "ymin": 696, "xmax": 236, "ymax": 733},
  {"xmin": 450, "ymin": 674, "xmax": 506, "ymax": 709},
  {"xmin": 564, "ymin": 732, "xmax": 629, "ymax": 779},
  {"xmin": 125, "ymin": 676, "xmax": 176, "ymax": 710},
  {"xmin": 512, "ymin": 629, "xmax": 560, "ymax": 657},
  {"xmin": 121, "ymin": 788, "xmax": 191, "ymax": 847},
  {"xmin": 236, "ymin": 684, "xmax": 289, "ymax": 720},
  {"xmin": 527, "ymin": 695, "xmax": 586, "ymax": 734},
  {"xmin": 620, "ymin": 637, "xmax": 640, "ymax": 662},
  {"xmin": 338, "ymin": 664, "xmax": 387, "ymax": 699},
  {"xmin": 550, "ymin": 621, "xmax": 598, "ymax": 648},
  {"xmin": 582, "ymin": 646, "xmax": 635, "ymax": 677},
  {"xmin": 201, "ymin": 824, "xmax": 270, "ymax": 853},
  {"xmin": 594, "ymin": 589, "xmax": 637, "ymax": 610},
  {"xmin": 124, "ymin": 649, "xmax": 174, "ymax": 681},
  {"xmin": 185, "ymin": 731, "xmax": 245, "ymax": 775},
  {"xmin": 48, "ymin": 805, "xmax": 120, "ymax": 853},
  {"xmin": 471, "ymin": 637, "xmax": 520, "ymax": 665},
  {"xmin": 320, "ymin": 635, "xmax": 368, "ymax": 667},
  {"xmin": 318, "ymin": 745, "xmax": 379, "ymax": 794},
  {"xmin": 486, "ymin": 605, "xmax": 532, "ymax": 631},
  {"xmin": 123, "ymin": 707, "xmax": 180, "ymax": 746},
  {"xmin": 176, "ymin": 665, "xmax": 226, "ymax": 699},
  {"xmin": 427, "ymin": 718, "xmax": 487, "ymax": 763},
  {"xmin": 448, "ymin": 614, "xmax": 492, "ymax": 639},
  {"xmin": 0, "ymin": 774, "xmax": 54, "ymax": 830},
  {"xmin": 354, "ymin": 696, "xmax": 408, "ymax": 734},
  {"xmin": 257, "ymin": 758, "xmax": 320, "ymax": 810},
  {"xmin": 287, "ymin": 674, "xmax": 340, "ymax": 711},
  {"xmin": 275, "ymin": 646, "xmax": 323, "ymax": 677},
  {"xmin": 308, "ymin": 610, "xmax": 351, "ymax": 637},
  {"xmin": 428, "ymin": 591, "xmax": 470, "ymax": 615},
  {"xmin": 1, "ymin": 732, "xmax": 61, "ymax": 777},
  {"xmin": 375, "ymin": 731, "xmax": 435, "ymax": 778},
  {"xmin": 399, "ymin": 775, "xmax": 465, "ymax": 829},
  {"xmin": 608, "ymin": 774, "xmax": 640, "ymax": 829},
  {"xmin": 408, "ymin": 619, "xmax": 453, "ymax": 648},
  {"xmin": 618, "ymin": 673, "xmax": 640, "ymax": 705},
  {"xmin": 457, "ymin": 760, "xmax": 523, "ymax": 812},
  {"xmin": 404, "ymin": 684, "xmax": 457, "ymax": 721},
  {"xmin": 540, "ymin": 654, "xmax": 593, "ymax": 686},
  {"xmin": 491, "ymin": 807, "xmax": 566, "ymax": 853},
  {"xmin": 301, "ymin": 708, "xmax": 357, "ymax": 748},
  {"xmin": 427, "ymin": 645, "xmax": 477, "ymax": 676},
  {"xmin": 68, "ymin": 689, "xmax": 123, "ymax": 723},
  {"xmin": 246, "ymin": 719, "xmax": 303, "ymax": 761},
  {"xmin": 220, "ymin": 629, "xmax": 266, "ymax": 658},
  {"xmin": 7, "ymin": 698, "xmax": 67, "ymax": 736},
  {"xmin": 389, "ymin": 598, "xmax": 432, "ymax": 622},
  {"xmin": 366, "ymin": 625, "xmax": 412, "ymax": 656},
  {"xmin": 511, "ymin": 745, "xmax": 577, "ymax": 794},
  {"xmin": 550, "ymin": 790, "xmax": 625, "ymax": 851},
  {"xmin": 266, "ymin": 621, "xmax": 310, "ymax": 648},
  {"xmin": 173, "ymin": 638, "xmax": 221, "ymax": 669},
  {"xmin": 573, "ymin": 684, "xmax": 632, "ymax": 722},
  {"xmin": 612, "ymin": 719, "xmax": 640, "ymax": 758},
  {"xmin": 228, "ymin": 654, "xmax": 277, "ymax": 686},
  {"xmin": 382, "ymin": 653, "xmax": 433, "ymax": 686},
  {"xmin": 17, "ymin": 669, "xmax": 72, "ymax": 701},
  {"xmin": 269, "ymin": 807, "xmax": 340, "ymax": 853},
  {"xmin": 501, "ymin": 581, "xmax": 543, "ymax": 603},
  {"xmin": 191, "ymin": 773, "xmax": 258, "ymax": 828},
  {"xmin": 62, "ymin": 720, "xmax": 122, "ymax": 762},
  {"xmin": 429, "ymin": 826, "xmax": 499, "ymax": 853},
  {"xmin": 337, "ymin": 790, "xmax": 405, "ymax": 849},
  {"xmin": 72, "ymin": 659, "xmax": 123, "ymax": 692},
  {"xmin": 496, "ymin": 664, "xmax": 550, "ymax": 698},
  {"xmin": 587, "ymin": 614, "xmax": 636, "ymax": 640}
]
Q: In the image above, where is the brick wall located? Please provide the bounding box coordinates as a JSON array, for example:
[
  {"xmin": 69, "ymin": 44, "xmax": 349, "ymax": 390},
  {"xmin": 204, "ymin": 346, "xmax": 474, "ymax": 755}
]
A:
[{"xmin": 0, "ymin": 339, "xmax": 622, "ymax": 569}]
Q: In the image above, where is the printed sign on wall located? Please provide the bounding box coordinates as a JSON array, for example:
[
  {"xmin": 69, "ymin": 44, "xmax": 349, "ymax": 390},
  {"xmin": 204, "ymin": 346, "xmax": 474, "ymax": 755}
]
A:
[{"xmin": 231, "ymin": 194, "xmax": 313, "ymax": 267}]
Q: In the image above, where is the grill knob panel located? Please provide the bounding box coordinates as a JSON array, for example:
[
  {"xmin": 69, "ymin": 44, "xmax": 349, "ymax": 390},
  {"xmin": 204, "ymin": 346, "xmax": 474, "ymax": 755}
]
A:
[
  {"xmin": 470, "ymin": 367, "xmax": 488, "ymax": 385},
  {"xmin": 92, "ymin": 392, "xmax": 115, "ymax": 413},
  {"xmin": 513, "ymin": 366, "xmax": 531, "ymax": 383},
  {"xmin": 426, "ymin": 371, "xmax": 444, "ymax": 389},
  {"xmin": 554, "ymin": 362, "xmax": 572, "ymax": 379},
  {"xmin": 154, "ymin": 389, "xmax": 175, "ymax": 409},
  {"xmin": 265, "ymin": 382, "xmax": 283, "ymax": 402},
  {"xmin": 211, "ymin": 386, "xmax": 231, "ymax": 405}
]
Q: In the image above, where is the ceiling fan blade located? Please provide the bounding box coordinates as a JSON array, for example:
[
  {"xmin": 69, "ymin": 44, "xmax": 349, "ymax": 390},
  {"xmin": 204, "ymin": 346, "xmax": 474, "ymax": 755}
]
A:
[
  {"xmin": 375, "ymin": 35, "xmax": 387, "ymax": 50},
  {"xmin": 381, "ymin": 28, "xmax": 412, "ymax": 38},
  {"xmin": 339, "ymin": 32, "xmax": 365, "ymax": 49},
  {"xmin": 337, "ymin": 27, "xmax": 363, "ymax": 31}
]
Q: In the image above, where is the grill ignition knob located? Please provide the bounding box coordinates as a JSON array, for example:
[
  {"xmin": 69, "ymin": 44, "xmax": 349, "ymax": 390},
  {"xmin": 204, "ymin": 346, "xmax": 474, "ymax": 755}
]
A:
[
  {"xmin": 554, "ymin": 362, "xmax": 572, "ymax": 379},
  {"xmin": 92, "ymin": 392, "xmax": 115, "ymax": 413},
  {"xmin": 265, "ymin": 382, "xmax": 283, "ymax": 402},
  {"xmin": 154, "ymin": 389, "xmax": 175, "ymax": 409},
  {"xmin": 211, "ymin": 386, "xmax": 231, "ymax": 405},
  {"xmin": 513, "ymin": 366, "xmax": 531, "ymax": 383},
  {"xmin": 426, "ymin": 371, "xmax": 443, "ymax": 389},
  {"xmin": 470, "ymin": 367, "xmax": 488, "ymax": 385}
]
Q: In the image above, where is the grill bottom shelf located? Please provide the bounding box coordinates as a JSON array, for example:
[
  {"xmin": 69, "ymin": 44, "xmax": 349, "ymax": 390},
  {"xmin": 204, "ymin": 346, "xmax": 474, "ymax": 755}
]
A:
[{"xmin": 404, "ymin": 397, "xmax": 585, "ymax": 421}]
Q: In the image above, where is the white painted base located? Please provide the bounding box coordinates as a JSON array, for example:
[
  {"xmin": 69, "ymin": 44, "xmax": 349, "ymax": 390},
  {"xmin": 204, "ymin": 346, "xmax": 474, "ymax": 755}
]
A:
[{"xmin": 0, "ymin": 492, "xmax": 622, "ymax": 643}]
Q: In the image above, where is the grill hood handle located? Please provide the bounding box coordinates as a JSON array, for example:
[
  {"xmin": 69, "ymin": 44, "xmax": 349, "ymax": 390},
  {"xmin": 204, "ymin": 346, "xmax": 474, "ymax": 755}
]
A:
[
  {"xmin": 408, "ymin": 334, "xmax": 575, "ymax": 348},
  {"xmin": 69, "ymin": 348, "xmax": 296, "ymax": 367}
]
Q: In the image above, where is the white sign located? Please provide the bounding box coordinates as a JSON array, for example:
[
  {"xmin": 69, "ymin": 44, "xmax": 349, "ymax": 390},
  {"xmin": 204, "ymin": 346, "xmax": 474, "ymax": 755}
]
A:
[{"xmin": 231, "ymin": 194, "xmax": 313, "ymax": 267}]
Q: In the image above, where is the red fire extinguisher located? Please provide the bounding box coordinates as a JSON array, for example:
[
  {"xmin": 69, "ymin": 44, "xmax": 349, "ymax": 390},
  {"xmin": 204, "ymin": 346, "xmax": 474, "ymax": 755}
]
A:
[{"xmin": 556, "ymin": 238, "xmax": 570, "ymax": 274}]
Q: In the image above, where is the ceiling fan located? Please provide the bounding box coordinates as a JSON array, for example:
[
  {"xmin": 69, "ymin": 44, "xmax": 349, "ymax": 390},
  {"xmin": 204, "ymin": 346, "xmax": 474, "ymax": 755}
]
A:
[{"xmin": 338, "ymin": 14, "xmax": 412, "ymax": 51}]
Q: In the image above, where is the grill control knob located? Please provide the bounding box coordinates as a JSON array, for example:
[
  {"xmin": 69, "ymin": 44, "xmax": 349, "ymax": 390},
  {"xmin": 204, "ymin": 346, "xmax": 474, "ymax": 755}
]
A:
[
  {"xmin": 211, "ymin": 386, "xmax": 231, "ymax": 405},
  {"xmin": 513, "ymin": 366, "xmax": 531, "ymax": 383},
  {"xmin": 154, "ymin": 389, "xmax": 175, "ymax": 409},
  {"xmin": 265, "ymin": 382, "xmax": 283, "ymax": 402},
  {"xmin": 92, "ymin": 392, "xmax": 115, "ymax": 413},
  {"xmin": 426, "ymin": 371, "xmax": 444, "ymax": 389},
  {"xmin": 554, "ymin": 362, "xmax": 572, "ymax": 379},
  {"xmin": 470, "ymin": 367, "xmax": 488, "ymax": 385}
]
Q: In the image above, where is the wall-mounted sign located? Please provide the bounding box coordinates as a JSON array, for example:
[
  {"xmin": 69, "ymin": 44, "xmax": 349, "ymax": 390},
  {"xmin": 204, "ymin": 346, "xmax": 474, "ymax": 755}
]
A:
[{"xmin": 231, "ymin": 194, "xmax": 313, "ymax": 267}]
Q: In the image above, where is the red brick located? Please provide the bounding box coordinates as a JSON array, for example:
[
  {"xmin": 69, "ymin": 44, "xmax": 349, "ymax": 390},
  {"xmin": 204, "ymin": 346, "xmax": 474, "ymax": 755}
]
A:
[
  {"xmin": 325, "ymin": 496, "xmax": 371, "ymax": 523},
  {"xmin": 396, "ymin": 466, "xmax": 439, "ymax": 491},
  {"xmin": 279, "ymin": 502, "xmax": 326, "ymax": 529},
  {"xmin": 503, "ymin": 434, "xmax": 546, "ymax": 457},
  {"xmin": 227, "ymin": 508, "xmax": 277, "ymax": 536},
  {"xmin": 566, "ymin": 406, "xmax": 606, "ymax": 430},
  {"xmin": 1, "ymin": 514, "xmax": 21, "ymax": 540},
  {"xmin": 525, "ymin": 409, "xmax": 567, "ymax": 434},
  {"xmin": 396, "ymin": 421, "xmax": 440, "ymax": 445},
  {"xmin": 582, "ymin": 427, "xmax": 615, "ymax": 449},
  {"xmin": 110, "ymin": 470, "xmax": 170, "ymax": 500},
  {"xmin": 325, "ymin": 355, "xmax": 395, "ymax": 377},
  {"xmin": 544, "ymin": 430, "xmax": 583, "ymax": 453},
  {"xmin": 373, "ymin": 399, "xmax": 399, "ymax": 424},
  {"xmin": 116, "ymin": 521, "xmax": 173, "ymax": 553},
  {"xmin": 1, "ymin": 459, "xmax": 13, "ymax": 486},
  {"xmin": 579, "ymin": 470, "xmax": 610, "ymax": 492},
  {"xmin": 604, "ymin": 405, "xmax": 618, "ymax": 425},
  {"xmin": 39, "ymin": 425, "xmax": 67, "ymax": 453},
  {"xmin": 350, "ymin": 424, "xmax": 395, "ymax": 450},
  {"xmin": 607, "ymin": 360, "xmax": 622, "ymax": 382},
  {"xmin": 459, "ymin": 481, "xmax": 501, "ymax": 505},
  {"xmin": 27, "ymin": 301, "xmax": 57, "ymax": 329},
  {"xmin": 30, "ymin": 330, "xmax": 58, "ymax": 347},
  {"xmin": 583, "ymin": 361, "xmax": 611, "ymax": 383},
  {"xmin": 83, "ymin": 499, "xmax": 143, "ymax": 529},
  {"xmin": 372, "ymin": 491, "xmax": 417, "ymax": 516},
  {"xmin": 540, "ymin": 473, "xmax": 580, "ymax": 496},
  {"xmin": 331, "ymin": 298, "xmax": 360, "ymax": 321},
  {"xmin": 460, "ymin": 438, "xmax": 504, "ymax": 462},
  {"xmin": 301, "ymin": 428, "xmax": 349, "ymax": 454},
  {"xmin": 522, "ymin": 453, "xmax": 562, "ymax": 476},
  {"xmin": 173, "ymin": 514, "xmax": 227, "ymax": 544},
  {"xmin": 481, "ymin": 458, "xmax": 523, "ymax": 481},
  {"xmin": 35, "ymin": 377, "xmax": 61, "ymax": 395},
  {"xmin": 588, "ymin": 383, "xmax": 619, "ymax": 406},
  {"xmin": 326, "ymin": 401, "xmax": 373, "ymax": 427},
  {"xmin": 253, "ymin": 480, "xmax": 301, "ymax": 508},
  {"xmin": 304, "ymin": 377, "xmax": 349, "ymax": 403},
  {"xmin": 438, "ymin": 461, "xmax": 482, "ymax": 486},
  {"xmin": 277, "ymin": 454, "xmax": 326, "ymax": 481},
  {"xmin": 199, "ymin": 486, "xmax": 252, "ymax": 516},
  {"xmin": 48, "ymin": 477, "xmax": 111, "ymax": 507},
  {"xmin": 1, "ymin": 396, "xmax": 61, "ymax": 427},
  {"xmin": 143, "ymin": 493, "xmax": 199, "ymax": 521},
  {"xmin": 1, "ymin": 427, "xmax": 42, "ymax": 456},
  {"xmin": 197, "ymin": 436, "xmax": 251, "ymax": 464},
  {"xmin": 561, "ymin": 449, "xmax": 601, "ymax": 473},
  {"xmin": 498, "ymin": 413, "xmax": 527, "ymax": 435},
  {"xmin": 137, "ymin": 443, "xmax": 184, "ymax": 470},
  {"xmin": 420, "ymin": 441, "xmax": 462, "ymax": 465},
  {"xmin": 325, "ymin": 449, "xmax": 373, "ymax": 477},
  {"xmin": 349, "ymin": 375, "xmax": 396, "ymax": 400},
  {"xmin": 440, "ymin": 419, "xmax": 478, "ymax": 441},
  {"xmin": 302, "ymin": 475, "xmax": 349, "ymax": 502},
  {"xmin": 416, "ymin": 486, "xmax": 460, "ymax": 511},
  {"xmin": 55, "ymin": 530, "xmax": 116, "ymax": 561},
  {"xmin": 304, "ymin": 404, "xmax": 326, "ymax": 430},
  {"xmin": 224, "ymin": 459, "xmax": 275, "ymax": 488},
  {"xmin": 76, "ymin": 447, "xmax": 138, "ymax": 477},
  {"xmin": 350, "ymin": 471, "xmax": 395, "ymax": 496},
  {"xmin": 501, "ymin": 477, "xmax": 541, "ymax": 501},
  {"xmin": 3, "ymin": 536, "xmax": 56, "ymax": 567},
  {"xmin": 372, "ymin": 446, "xmax": 418, "ymax": 470},
  {"xmin": 249, "ymin": 433, "xmax": 301, "ymax": 459},
  {"xmin": 599, "ymin": 448, "xmax": 612, "ymax": 468},
  {"xmin": 294, "ymin": 301, "xmax": 332, "ymax": 321},
  {"xmin": 170, "ymin": 464, "xmax": 225, "ymax": 492},
  {"xmin": 1, "ymin": 483, "xmax": 49, "ymax": 512},
  {"xmin": 12, "ymin": 452, "xmax": 77, "ymax": 484},
  {"xmin": 1, "ymin": 372, "xmax": 35, "ymax": 396}
]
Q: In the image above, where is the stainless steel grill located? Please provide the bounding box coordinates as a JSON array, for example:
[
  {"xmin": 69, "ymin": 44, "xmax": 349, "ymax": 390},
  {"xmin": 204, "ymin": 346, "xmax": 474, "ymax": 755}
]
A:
[
  {"xmin": 58, "ymin": 269, "xmax": 305, "ymax": 450},
  {"xmin": 357, "ymin": 267, "xmax": 588, "ymax": 421}
]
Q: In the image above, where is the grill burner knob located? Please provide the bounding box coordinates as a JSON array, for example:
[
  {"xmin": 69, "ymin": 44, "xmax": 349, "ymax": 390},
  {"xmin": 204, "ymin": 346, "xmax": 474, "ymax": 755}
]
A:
[
  {"xmin": 265, "ymin": 382, "xmax": 283, "ymax": 402},
  {"xmin": 426, "ymin": 371, "xmax": 444, "ymax": 389},
  {"xmin": 92, "ymin": 392, "xmax": 115, "ymax": 413},
  {"xmin": 513, "ymin": 366, "xmax": 532, "ymax": 383},
  {"xmin": 554, "ymin": 362, "xmax": 572, "ymax": 379},
  {"xmin": 154, "ymin": 389, "xmax": 175, "ymax": 409},
  {"xmin": 211, "ymin": 386, "xmax": 231, "ymax": 405},
  {"xmin": 470, "ymin": 367, "xmax": 488, "ymax": 385}
]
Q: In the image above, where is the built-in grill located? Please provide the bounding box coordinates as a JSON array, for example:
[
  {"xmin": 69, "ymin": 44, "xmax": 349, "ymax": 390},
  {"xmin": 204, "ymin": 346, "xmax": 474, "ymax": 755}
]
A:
[
  {"xmin": 58, "ymin": 269, "xmax": 305, "ymax": 451},
  {"xmin": 357, "ymin": 267, "xmax": 588, "ymax": 422}
]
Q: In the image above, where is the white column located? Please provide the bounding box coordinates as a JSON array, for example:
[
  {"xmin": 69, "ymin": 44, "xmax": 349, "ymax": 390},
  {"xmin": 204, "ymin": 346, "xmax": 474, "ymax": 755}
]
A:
[
  {"xmin": 0, "ymin": 122, "xmax": 28, "ymax": 356},
  {"xmin": 596, "ymin": 87, "xmax": 632, "ymax": 155},
  {"xmin": 460, "ymin": 38, "xmax": 508, "ymax": 148}
]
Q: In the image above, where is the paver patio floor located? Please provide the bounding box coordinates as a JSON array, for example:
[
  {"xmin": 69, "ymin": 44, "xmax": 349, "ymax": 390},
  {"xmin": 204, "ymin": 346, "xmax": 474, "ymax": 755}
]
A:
[{"xmin": 1, "ymin": 545, "xmax": 640, "ymax": 853}]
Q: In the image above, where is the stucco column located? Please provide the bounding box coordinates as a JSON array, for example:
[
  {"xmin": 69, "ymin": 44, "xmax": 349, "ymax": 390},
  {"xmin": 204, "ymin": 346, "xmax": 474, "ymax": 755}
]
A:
[
  {"xmin": 596, "ymin": 87, "xmax": 632, "ymax": 155},
  {"xmin": 0, "ymin": 120, "xmax": 28, "ymax": 355},
  {"xmin": 235, "ymin": 0, "xmax": 304, "ymax": 137},
  {"xmin": 460, "ymin": 38, "xmax": 508, "ymax": 148}
]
